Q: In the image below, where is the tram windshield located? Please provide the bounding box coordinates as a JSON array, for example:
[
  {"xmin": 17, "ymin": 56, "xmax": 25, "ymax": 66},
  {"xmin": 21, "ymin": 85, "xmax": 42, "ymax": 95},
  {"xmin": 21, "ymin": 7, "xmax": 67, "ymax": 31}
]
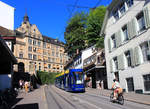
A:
[{"xmin": 73, "ymin": 72, "xmax": 84, "ymax": 84}]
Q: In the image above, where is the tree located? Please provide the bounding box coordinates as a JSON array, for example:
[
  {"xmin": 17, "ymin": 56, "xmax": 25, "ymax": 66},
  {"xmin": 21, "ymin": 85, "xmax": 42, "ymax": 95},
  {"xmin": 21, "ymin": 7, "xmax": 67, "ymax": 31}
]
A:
[
  {"xmin": 64, "ymin": 11, "xmax": 88, "ymax": 57},
  {"xmin": 86, "ymin": 6, "xmax": 106, "ymax": 48}
]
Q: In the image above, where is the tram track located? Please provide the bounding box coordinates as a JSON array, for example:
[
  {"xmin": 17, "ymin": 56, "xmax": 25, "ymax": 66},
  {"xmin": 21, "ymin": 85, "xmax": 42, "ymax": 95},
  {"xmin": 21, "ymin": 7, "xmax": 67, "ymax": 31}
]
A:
[
  {"xmin": 49, "ymin": 85, "xmax": 78, "ymax": 109},
  {"xmin": 45, "ymin": 86, "xmax": 63, "ymax": 109}
]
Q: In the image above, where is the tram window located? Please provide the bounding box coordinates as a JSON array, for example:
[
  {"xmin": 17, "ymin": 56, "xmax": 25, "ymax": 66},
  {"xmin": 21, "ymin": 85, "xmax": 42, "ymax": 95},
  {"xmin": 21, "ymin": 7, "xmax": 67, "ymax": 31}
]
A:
[
  {"xmin": 76, "ymin": 72, "xmax": 84, "ymax": 84},
  {"xmin": 73, "ymin": 72, "xmax": 84, "ymax": 84}
]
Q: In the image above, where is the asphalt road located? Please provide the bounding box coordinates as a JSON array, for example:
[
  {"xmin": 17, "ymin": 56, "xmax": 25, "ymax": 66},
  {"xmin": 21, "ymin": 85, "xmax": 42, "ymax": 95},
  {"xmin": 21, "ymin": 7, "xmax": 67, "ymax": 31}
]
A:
[{"xmin": 44, "ymin": 85, "xmax": 150, "ymax": 109}]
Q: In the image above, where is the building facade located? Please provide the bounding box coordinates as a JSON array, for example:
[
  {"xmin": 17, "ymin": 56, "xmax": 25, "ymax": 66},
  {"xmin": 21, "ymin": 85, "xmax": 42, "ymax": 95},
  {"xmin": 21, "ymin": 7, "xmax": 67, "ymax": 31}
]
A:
[
  {"xmin": 14, "ymin": 14, "xmax": 68, "ymax": 74},
  {"xmin": 64, "ymin": 46, "xmax": 107, "ymax": 89},
  {"xmin": 103, "ymin": 0, "xmax": 150, "ymax": 93}
]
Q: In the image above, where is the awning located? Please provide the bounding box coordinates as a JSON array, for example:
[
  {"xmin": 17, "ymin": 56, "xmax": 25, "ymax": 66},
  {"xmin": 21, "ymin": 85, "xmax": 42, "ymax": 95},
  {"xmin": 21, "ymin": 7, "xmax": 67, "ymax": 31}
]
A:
[{"xmin": 84, "ymin": 65, "xmax": 105, "ymax": 74}]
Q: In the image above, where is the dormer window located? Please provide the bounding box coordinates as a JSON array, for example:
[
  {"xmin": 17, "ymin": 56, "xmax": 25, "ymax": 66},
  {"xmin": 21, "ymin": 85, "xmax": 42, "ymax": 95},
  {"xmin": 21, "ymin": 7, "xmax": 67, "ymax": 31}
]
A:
[
  {"xmin": 119, "ymin": 3, "xmax": 125, "ymax": 15},
  {"xmin": 126, "ymin": 0, "xmax": 133, "ymax": 8},
  {"xmin": 112, "ymin": 0, "xmax": 133, "ymax": 21},
  {"xmin": 113, "ymin": 10, "xmax": 119, "ymax": 21}
]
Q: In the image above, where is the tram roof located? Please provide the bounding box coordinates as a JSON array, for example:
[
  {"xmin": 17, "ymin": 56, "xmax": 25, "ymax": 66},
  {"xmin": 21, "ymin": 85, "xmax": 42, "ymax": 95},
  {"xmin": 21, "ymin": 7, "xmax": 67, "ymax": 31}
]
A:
[{"xmin": 55, "ymin": 70, "xmax": 69, "ymax": 78}]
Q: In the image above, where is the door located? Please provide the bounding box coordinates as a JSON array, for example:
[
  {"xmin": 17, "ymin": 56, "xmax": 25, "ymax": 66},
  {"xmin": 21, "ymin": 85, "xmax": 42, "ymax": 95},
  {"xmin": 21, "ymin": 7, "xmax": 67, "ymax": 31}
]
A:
[{"xmin": 126, "ymin": 77, "xmax": 134, "ymax": 92}]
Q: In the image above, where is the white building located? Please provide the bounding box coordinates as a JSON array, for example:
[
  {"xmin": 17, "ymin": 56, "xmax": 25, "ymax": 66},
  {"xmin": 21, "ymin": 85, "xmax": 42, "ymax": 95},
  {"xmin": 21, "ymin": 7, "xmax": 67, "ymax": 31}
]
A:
[
  {"xmin": 0, "ymin": 1, "xmax": 16, "ymax": 91},
  {"xmin": 0, "ymin": 1, "xmax": 15, "ymax": 30},
  {"xmin": 102, "ymin": 0, "xmax": 150, "ymax": 93}
]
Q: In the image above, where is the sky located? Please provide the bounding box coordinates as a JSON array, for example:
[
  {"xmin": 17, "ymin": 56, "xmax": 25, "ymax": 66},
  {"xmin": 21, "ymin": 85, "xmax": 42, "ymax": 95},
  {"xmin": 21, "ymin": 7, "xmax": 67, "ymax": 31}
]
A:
[{"xmin": 1, "ymin": 0, "xmax": 112, "ymax": 42}]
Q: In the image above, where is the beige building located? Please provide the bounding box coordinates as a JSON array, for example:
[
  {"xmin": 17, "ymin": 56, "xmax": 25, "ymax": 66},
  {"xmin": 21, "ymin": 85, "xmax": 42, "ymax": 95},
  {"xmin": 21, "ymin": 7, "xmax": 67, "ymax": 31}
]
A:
[{"xmin": 14, "ymin": 14, "xmax": 67, "ymax": 74}]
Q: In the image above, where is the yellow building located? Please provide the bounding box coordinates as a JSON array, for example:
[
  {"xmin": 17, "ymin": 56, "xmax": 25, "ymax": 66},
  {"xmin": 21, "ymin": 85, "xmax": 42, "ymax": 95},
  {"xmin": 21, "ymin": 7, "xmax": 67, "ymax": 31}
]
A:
[{"xmin": 14, "ymin": 14, "xmax": 68, "ymax": 74}]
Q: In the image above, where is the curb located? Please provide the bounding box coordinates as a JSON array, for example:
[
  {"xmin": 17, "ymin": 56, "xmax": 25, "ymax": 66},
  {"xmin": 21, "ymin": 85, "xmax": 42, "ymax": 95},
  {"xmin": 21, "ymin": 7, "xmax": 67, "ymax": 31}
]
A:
[{"xmin": 101, "ymin": 93, "xmax": 150, "ymax": 106}]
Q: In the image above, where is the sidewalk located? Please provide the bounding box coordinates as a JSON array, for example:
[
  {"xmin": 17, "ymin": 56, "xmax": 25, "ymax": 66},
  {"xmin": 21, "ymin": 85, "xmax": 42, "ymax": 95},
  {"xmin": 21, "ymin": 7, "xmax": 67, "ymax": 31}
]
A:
[
  {"xmin": 86, "ymin": 88, "xmax": 150, "ymax": 105},
  {"xmin": 11, "ymin": 86, "xmax": 48, "ymax": 109}
]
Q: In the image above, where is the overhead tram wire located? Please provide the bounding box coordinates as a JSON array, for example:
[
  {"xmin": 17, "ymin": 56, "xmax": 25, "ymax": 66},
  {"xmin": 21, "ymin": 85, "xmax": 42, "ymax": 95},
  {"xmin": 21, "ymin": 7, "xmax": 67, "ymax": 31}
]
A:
[
  {"xmin": 68, "ymin": 0, "xmax": 80, "ymax": 20},
  {"xmin": 58, "ymin": 0, "xmax": 79, "ymax": 42}
]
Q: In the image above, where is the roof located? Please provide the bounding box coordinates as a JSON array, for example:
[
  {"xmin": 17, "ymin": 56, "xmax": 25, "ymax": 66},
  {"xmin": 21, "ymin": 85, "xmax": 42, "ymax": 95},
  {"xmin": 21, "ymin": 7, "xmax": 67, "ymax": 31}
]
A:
[
  {"xmin": 0, "ymin": 36, "xmax": 17, "ymax": 64},
  {"xmin": 42, "ymin": 35, "xmax": 65, "ymax": 46},
  {"xmin": 56, "ymin": 70, "xmax": 69, "ymax": 78},
  {"xmin": 0, "ymin": 26, "xmax": 15, "ymax": 36},
  {"xmin": 100, "ymin": 0, "xmax": 126, "ymax": 35}
]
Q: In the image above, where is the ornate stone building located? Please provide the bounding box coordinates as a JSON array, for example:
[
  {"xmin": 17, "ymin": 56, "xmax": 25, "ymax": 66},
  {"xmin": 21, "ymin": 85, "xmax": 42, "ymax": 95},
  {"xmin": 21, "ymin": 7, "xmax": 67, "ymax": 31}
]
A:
[{"xmin": 14, "ymin": 14, "xmax": 68, "ymax": 74}]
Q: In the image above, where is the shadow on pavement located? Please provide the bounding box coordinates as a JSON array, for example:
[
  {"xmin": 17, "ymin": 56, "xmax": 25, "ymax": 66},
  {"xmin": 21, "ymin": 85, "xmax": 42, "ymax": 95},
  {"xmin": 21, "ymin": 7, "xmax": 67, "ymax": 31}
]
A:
[
  {"xmin": 12, "ymin": 103, "xmax": 39, "ymax": 109},
  {"xmin": 9, "ymin": 98, "xmax": 23, "ymax": 108}
]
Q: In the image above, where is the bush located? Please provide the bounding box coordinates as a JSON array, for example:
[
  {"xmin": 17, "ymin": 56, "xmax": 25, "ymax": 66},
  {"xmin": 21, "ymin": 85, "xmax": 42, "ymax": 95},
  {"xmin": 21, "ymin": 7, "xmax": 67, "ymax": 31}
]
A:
[{"xmin": 37, "ymin": 71, "xmax": 60, "ymax": 85}]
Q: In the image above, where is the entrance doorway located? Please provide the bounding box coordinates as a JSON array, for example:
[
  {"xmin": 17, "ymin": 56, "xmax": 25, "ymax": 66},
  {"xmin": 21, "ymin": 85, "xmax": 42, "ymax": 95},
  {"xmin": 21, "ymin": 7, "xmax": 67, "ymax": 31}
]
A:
[{"xmin": 126, "ymin": 77, "xmax": 134, "ymax": 92}]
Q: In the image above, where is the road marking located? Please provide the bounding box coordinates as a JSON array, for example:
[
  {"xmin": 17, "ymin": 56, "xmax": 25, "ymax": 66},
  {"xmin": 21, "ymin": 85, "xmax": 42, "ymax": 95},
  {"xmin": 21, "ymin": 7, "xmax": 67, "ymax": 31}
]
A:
[{"xmin": 72, "ymin": 96, "xmax": 103, "ymax": 109}]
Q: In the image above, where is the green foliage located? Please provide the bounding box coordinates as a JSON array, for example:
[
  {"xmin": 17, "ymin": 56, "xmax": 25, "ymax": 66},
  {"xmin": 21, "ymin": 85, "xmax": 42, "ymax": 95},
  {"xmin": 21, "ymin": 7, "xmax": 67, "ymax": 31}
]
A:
[
  {"xmin": 86, "ymin": 6, "xmax": 106, "ymax": 48},
  {"xmin": 37, "ymin": 71, "xmax": 60, "ymax": 85},
  {"xmin": 64, "ymin": 11, "xmax": 88, "ymax": 56},
  {"xmin": 64, "ymin": 6, "xmax": 106, "ymax": 56}
]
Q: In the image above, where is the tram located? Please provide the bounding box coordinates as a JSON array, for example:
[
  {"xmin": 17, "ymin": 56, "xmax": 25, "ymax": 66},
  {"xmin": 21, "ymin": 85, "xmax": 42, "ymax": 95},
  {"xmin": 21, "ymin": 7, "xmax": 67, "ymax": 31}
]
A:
[{"xmin": 55, "ymin": 69, "xmax": 85, "ymax": 92}]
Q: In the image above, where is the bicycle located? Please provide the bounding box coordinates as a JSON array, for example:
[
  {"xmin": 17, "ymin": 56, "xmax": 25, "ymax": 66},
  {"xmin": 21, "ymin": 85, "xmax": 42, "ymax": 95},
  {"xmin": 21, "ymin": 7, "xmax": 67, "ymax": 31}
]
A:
[{"xmin": 110, "ymin": 91, "xmax": 124, "ymax": 105}]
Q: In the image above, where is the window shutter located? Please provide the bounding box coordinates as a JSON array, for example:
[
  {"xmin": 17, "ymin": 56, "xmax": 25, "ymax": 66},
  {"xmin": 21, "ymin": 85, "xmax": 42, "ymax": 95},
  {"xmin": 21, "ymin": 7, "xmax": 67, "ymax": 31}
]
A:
[
  {"xmin": 109, "ymin": 59, "xmax": 113, "ymax": 73},
  {"xmin": 135, "ymin": 46, "xmax": 143, "ymax": 65},
  {"xmin": 128, "ymin": 18, "xmax": 138, "ymax": 39},
  {"xmin": 143, "ymin": 5, "xmax": 150, "ymax": 28},
  {"xmin": 132, "ymin": 17, "xmax": 138, "ymax": 37},
  {"xmin": 130, "ymin": 48, "xmax": 135, "ymax": 67},
  {"xmin": 115, "ymin": 32, "xmax": 119, "ymax": 47},
  {"xmin": 127, "ymin": 21, "xmax": 132, "ymax": 39},
  {"xmin": 120, "ymin": 29, "xmax": 124, "ymax": 44},
  {"xmin": 118, "ymin": 54, "xmax": 125, "ymax": 70},
  {"xmin": 108, "ymin": 38, "xmax": 112, "ymax": 52}
]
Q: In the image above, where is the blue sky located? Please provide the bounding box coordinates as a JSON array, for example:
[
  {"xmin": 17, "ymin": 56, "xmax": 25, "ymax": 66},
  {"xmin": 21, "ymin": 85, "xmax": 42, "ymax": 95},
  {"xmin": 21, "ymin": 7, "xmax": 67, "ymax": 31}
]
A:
[{"xmin": 1, "ymin": 0, "xmax": 112, "ymax": 42}]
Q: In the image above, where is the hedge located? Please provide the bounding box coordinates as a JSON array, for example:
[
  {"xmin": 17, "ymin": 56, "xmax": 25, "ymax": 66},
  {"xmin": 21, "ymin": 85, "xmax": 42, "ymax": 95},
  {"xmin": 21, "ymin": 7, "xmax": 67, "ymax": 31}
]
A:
[{"xmin": 37, "ymin": 71, "xmax": 60, "ymax": 85}]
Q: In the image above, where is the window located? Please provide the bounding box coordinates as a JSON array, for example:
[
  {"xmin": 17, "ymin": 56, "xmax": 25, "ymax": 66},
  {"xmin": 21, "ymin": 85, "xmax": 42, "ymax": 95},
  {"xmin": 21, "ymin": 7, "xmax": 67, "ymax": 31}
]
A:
[
  {"xmin": 28, "ymin": 39, "xmax": 32, "ymax": 45},
  {"xmin": 136, "ymin": 12, "xmax": 145, "ymax": 33},
  {"xmin": 119, "ymin": 3, "xmax": 125, "ymax": 16},
  {"xmin": 28, "ymin": 46, "xmax": 32, "ymax": 52},
  {"xmin": 113, "ymin": 10, "xmax": 119, "ymax": 21},
  {"xmin": 143, "ymin": 74, "xmax": 150, "ymax": 91},
  {"xmin": 113, "ymin": 57, "xmax": 118, "ymax": 70},
  {"xmin": 33, "ymin": 40, "xmax": 37, "ymax": 46},
  {"xmin": 111, "ymin": 34, "xmax": 116, "ymax": 48},
  {"xmin": 52, "ymin": 58, "xmax": 55, "ymax": 62},
  {"xmin": 39, "ymin": 66, "xmax": 41, "ymax": 71},
  {"xmin": 126, "ymin": 0, "xmax": 133, "ymax": 8},
  {"xmin": 125, "ymin": 51, "xmax": 131, "ymax": 67},
  {"xmin": 56, "ymin": 52, "xmax": 59, "ymax": 57},
  {"xmin": 33, "ymin": 47, "xmax": 36, "ymax": 52},
  {"xmin": 19, "ymin": 53, "xmax": 23, "ymax": 58},
  {"xmin": 38, "ymin": 41, "xmax": 41, "ymax": 47},
  {"xmin": 48, "ymin": 57, "xmax": 51, "ymax": 62},
  {"xmin": 43, "ymin": 42, "xmax": 46, "ymax": 48},
  {"xmin": 122, "ymin": 25, "xmax": 128, "ymax": 41},
  {"xmin": 48, "ymin": 64, "xmax": 51, "ymax": 69},
  {"xmin": 28, "ymin": 54, "xmax": 32, "ymax": 59},
  {"xmin": 33, "ymin": 54, "xmax": 37, "ymax": 60},
  {"xmin": 140, "ymin": 42, "xmax": 150, "ymax": 62},
  {"xmin": 43, "ymin": 51, "xmax": 47, "ymax": 55},
  {"xmin": 39, "ymin": 63, "xmax": 41, "ymax": 71},
  {"xmin": 60, "ymin": 59, "xmax": 63, "ymax": 63},
  {"xmin": 52, "ymin": 51, "xmax": 55, "ymax": 56}
]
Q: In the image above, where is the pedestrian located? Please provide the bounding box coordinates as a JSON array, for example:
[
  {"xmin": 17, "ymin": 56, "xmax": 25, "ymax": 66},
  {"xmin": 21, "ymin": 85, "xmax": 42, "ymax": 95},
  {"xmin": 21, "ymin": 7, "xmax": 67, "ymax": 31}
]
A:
[
  {"xmin": 19, "ymin": 80, "xmax": 23, "ymax": 89},
  {"xmin": 25, "ymin": 81, "xmax": 29, "ymax": 93}
]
